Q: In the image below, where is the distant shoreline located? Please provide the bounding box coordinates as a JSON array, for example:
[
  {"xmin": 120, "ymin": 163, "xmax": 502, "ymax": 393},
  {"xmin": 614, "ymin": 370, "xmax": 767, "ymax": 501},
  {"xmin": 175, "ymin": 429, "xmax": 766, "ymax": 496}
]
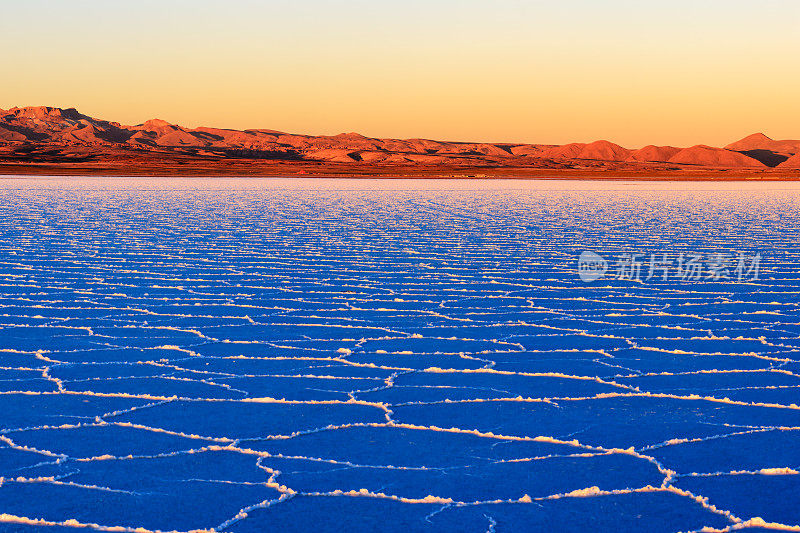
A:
[{"xmin": 1, "ymin": 162, "xmax": 799, "ymax": 181}]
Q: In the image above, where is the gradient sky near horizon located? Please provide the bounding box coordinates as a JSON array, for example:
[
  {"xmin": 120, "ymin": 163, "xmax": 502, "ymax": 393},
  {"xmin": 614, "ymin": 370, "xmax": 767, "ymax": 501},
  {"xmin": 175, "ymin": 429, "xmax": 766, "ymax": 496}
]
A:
[{"xmin": 1, "ymin": 0, "xmax": 798, "ymax": 147}]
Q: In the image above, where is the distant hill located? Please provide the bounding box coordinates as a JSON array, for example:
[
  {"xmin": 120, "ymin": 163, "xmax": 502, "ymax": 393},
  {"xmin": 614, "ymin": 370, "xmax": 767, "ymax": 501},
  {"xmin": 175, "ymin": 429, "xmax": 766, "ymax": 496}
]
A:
[
  {"xmin": 778, "ymin": 153, "xmax": 800, "ymax": 169},
  {"xmin": 627, "ymin": 145, "xmax": 681, "ymax": 163},
  {"xmin": 723, "ymin": 133, "xmax": 800, "ymax": 167},
  {"xmin": 668, "ymin": 145, "xmax": 765, "ymax": 168},
  {"xmin": 0, "ymin": 106, "xmax": 796, "ymax": 173},
  {"xmin": 725, "ymin": 132, "xmax": 800, "ymax": 155}
]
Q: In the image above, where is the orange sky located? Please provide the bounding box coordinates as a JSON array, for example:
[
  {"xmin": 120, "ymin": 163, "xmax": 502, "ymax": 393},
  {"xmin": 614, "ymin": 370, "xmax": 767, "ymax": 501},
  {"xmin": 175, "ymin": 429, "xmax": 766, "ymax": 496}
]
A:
[{"xmin": 1, "ymin": 0, "xmax": 798, "ymax": 147}]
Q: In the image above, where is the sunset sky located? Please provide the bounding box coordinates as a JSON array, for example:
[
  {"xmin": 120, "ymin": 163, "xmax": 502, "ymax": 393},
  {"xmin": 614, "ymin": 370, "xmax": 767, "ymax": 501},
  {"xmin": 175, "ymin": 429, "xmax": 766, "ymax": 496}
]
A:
[{"xmin": 2, "ymin": 0, "xmax": 798, "ymax": 147}]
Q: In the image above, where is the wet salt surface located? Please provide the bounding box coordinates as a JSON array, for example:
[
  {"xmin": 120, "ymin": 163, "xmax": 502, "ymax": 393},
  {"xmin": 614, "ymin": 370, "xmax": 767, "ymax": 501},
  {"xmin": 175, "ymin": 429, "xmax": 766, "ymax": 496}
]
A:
[{"xmin": 0, "ymin": 177, "xmax": 799, "ymax": 532}]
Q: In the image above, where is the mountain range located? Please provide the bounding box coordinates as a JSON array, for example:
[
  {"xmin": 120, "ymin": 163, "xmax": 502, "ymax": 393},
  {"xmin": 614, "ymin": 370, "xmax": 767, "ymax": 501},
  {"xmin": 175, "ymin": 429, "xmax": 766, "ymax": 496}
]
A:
[{"xmin": 2, "ymin": 106, "xmax": 799, "ymax": 175}]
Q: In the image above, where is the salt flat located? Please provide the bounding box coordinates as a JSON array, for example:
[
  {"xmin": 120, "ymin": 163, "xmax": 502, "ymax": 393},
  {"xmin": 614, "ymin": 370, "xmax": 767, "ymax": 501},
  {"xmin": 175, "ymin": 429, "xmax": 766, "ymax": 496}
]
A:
[{"xmin": 0, "ymin": 177, "xmax": 799, "ymax": 532}]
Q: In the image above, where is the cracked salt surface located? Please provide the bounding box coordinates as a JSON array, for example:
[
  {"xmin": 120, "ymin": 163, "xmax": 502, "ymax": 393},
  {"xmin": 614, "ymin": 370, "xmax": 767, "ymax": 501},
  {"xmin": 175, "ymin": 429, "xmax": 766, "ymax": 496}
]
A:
[{"xmin": 0, "ymin": 177, "xmax": 799, "ymax": 532}]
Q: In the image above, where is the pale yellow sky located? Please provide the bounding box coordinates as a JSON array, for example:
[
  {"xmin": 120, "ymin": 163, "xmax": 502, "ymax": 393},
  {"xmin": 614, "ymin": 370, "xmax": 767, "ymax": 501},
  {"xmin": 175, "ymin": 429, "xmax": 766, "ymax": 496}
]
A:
[{"xmin": 1, "ymin": 0, "xmax": 798, "ymax": 147}]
